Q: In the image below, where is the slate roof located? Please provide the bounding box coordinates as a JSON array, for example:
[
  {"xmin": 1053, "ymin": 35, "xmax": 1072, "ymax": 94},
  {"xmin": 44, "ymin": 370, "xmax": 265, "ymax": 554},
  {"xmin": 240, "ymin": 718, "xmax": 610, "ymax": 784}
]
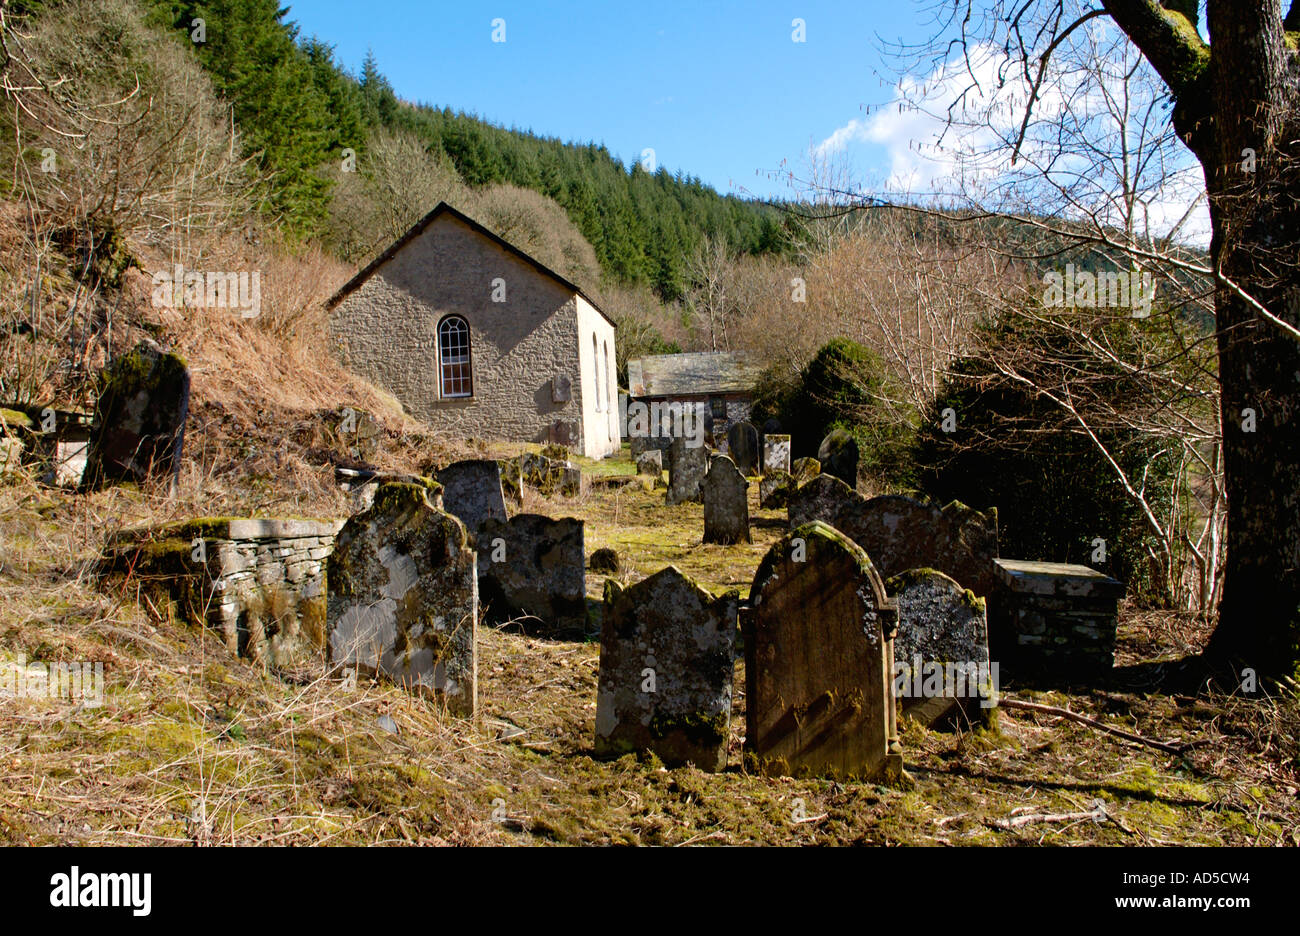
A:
[
  {"xmin": 626, "ymin": 352, "xmax": 762, "ymax": 398},
  {"xmin": 325, "ymin": 201, "xmax": 616, "ymax": 328}
]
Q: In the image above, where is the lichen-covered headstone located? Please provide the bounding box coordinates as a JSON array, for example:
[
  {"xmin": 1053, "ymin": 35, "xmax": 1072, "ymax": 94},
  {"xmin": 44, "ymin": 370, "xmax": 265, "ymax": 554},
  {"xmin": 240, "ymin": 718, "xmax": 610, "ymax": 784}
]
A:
[
  {"xmin": 477, "ymin": 514, "xmax": 588, "ymax": 635},
  {"xmin": 437, "ymin": 459, "xmax": 508, "ymax": 534},
  {"xmin": 817, "ymin": 428, "xmax": 859, "ymax": 488},
  {"xmin": 326, "ymin": 483, "xmax": 477, "ymax": 716},
  {"xmin": 726, "ymin": 421, "xmax": 759, "ymax": 475},
  {"xmin": 788, "ymin": 477, "xmax": 999, "ymax": 600},
  {"xmin": 743, "ymin": 522, "xmax": 902, "ymax": 781},
  {"xmin": 665, "ymin": 434, "xmax": 708, "ymax": 506},
  {"xmin": 759, "ymin": 469, "xmax": 793, "ymax": 509},
  {"xmin": 791, "ymin": 457, "xmax": 821, "ymax": 485},
  {"xmin": 762, "ymin": 433, "xmax": 791, "ymax": 475},
  {"xmin": 702, "ymin": 455, "xmax": 751, "ymax": 545},
  {"xmin": 83, "ymin": 342, "xmax": 190, "ymax": 489},
  {"xmin": 636, "ymin": 449, "xmax": 662, "ymax": 477},
  {"xmin": 595, "ymin": 567, "xmax": 739, "ymax": 770},
  {"xmin": 886, "ymin": 569, "xmax": 993, "ymax": 727}
]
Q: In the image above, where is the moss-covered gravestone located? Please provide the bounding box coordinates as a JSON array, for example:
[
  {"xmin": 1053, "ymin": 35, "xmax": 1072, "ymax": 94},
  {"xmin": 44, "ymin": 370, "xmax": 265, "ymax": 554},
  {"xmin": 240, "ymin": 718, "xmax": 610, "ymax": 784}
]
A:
[
  {"xmin": 817, "ymin": 428, "xmax": 859, "ymax": 488},
  {"xmin": 886, "ymin": 569, "xmax": 994, "ymax": 727},
  {"xmin": 702, "ymin": 454, "xmax": 751, "ymax": 545},
  {"xmin": 595, "ymin": 567, "xmax": 739, "ymax": 770},
  {"xmin": 326, "ymin": 482, "xmax": 477, "ymax": 717},
  {"xmin": 83, "ymin": 342, "xmax": 190, "ymax": 489},
  {"xmin": 743, "ymin": 522, "xmax": 903, "ymax": 781}
]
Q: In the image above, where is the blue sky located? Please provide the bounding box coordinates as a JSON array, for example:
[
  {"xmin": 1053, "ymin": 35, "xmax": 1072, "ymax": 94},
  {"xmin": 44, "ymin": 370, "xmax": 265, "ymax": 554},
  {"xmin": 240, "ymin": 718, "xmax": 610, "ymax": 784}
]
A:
[{"xmin": 286, "ymin": 1, "xmax": 920, "ymax": 201}]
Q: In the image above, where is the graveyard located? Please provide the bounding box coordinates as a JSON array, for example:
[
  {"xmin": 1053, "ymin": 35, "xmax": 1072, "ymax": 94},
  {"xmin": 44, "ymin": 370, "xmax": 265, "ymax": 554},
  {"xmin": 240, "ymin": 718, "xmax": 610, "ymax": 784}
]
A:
[{"xmin": 1, "ymin": 420, "xmax": 1294, "ymax": 846}]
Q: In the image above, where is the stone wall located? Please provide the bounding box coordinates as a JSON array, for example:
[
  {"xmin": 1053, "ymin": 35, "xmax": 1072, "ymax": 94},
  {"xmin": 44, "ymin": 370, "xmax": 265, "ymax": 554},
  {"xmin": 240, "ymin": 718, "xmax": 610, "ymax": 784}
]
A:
[
  {"xmin": 329, "ymin": 210, "xmax": 613, "ymax": 456},
  {"xmin": 102, "ymin": 518, "xmax": 344, "ymax": 669}
]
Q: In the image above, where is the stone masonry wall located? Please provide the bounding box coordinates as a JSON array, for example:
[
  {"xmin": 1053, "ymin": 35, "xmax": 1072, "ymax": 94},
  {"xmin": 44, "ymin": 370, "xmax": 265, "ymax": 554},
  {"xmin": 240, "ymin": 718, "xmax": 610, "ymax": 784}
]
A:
[
  {"xmin": 103, "ymin": 518, "xmax": 345, "ymax": 669},
  {"xmin": 330, "ymin": 212, "xmax": 600, "ymax": 453}
]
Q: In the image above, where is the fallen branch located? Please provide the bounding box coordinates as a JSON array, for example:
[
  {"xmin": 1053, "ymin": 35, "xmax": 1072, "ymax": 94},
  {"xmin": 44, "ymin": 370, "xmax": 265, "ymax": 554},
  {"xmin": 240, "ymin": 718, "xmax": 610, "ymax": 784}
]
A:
[
  {"xmin": 992, "ymin": 808, "xmax": 1101, "ymax": 830},
  {"xmin": 1000, "ymin": 698, "xmax": 1185, "ymax": 755}
]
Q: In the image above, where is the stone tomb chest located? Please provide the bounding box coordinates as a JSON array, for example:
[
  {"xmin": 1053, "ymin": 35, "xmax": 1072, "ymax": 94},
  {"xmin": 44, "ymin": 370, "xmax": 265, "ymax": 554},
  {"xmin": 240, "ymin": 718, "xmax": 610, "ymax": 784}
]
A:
[{"xmin": 989, "ymin": 559, "xmax": 1125, "ymax": 677}]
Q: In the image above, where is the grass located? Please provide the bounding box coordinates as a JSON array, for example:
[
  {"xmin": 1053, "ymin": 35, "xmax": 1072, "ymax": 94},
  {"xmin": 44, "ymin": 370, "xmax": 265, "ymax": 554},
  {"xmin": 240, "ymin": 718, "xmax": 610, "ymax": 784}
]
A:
[{"xmin": 1, "ymin": 438, "xmax": 1298, "ymax": 846}]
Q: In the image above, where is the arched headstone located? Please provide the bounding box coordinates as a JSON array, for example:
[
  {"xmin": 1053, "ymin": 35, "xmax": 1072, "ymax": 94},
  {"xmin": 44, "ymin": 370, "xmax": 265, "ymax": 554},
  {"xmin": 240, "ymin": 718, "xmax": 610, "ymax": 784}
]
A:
[
  {"xmin": 817, "ymin": 428, "xmax": 859, "ymax": 488},
  {"xmin": 702, "ymin": 455, "xmax": 751, "ymax": 544},
  {"xmin": 743, "ymin": 522, "xmax": 902, "ymax": 780},
  {"xmin": 727, "ymin": 421, "xmax": 759, "ymax": 475}
]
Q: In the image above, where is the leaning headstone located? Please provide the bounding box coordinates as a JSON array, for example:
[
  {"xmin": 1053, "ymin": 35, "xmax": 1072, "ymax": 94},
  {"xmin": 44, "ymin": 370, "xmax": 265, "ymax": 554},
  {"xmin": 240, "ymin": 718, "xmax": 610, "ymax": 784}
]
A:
[
  {"xmin": 477, "ymin": 514, "xmax": 588, "ymax": 635},
  {"xmin": 665, "ymin": 434, "xmax": 708, "ymax": 506},
  {"xmin": 702, "ymin": 455, "xmax": 751, "ymax": 545},
  {"xmin": 817, "ymin": 428, "xmax": 859, "ymax": 488},
  {"xmin": 83, "ymin": 342, "xmax": 190, "ymax": 489},
  {"xmin": 886, "ymin": 569, "xmax": 993, "ymax": 727},
  {"xmin": 743, "ymin": 522, "xmax": 902, "ymax": 781},
  {"xmin": 595, "ymin": 567, "xmax": 739, "ymax": 770},
  {"xmin": 762, "ymin": 433, "xmax": 791, "ymax": 475},
  {"xmin": 497, "ymin": 458, "xmax": 523, "ymax": 504},
  {"xmin": 788, "ymin": 477, "xmax": 1000, "ymax": 599},
  {"xmin": 636, "ymin": 449, "xmax": 662, "ymax": 477},
  {"xmin": 437, "ymin": 459, "xmax": 508, "ymax": 534},
  {"xmin": 326, "ymin": 483, "xmax": 476, "ymax": 716},
  {"xmin": 791, "ymin": 457, "xmax": 821, "ymax": 485},
  {"xmin": 759, "ymin": 469, "xmax": 793, "ymax": 509},
  {"xmin": 726, "ymin": 421, "xmax": 759, "ymax": 475}
]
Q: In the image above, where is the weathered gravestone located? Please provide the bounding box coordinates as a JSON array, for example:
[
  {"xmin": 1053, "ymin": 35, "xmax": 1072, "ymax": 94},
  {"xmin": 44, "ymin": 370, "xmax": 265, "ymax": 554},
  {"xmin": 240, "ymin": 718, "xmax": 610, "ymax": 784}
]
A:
[
  {"xmin": 816, "ymin": 428, "xmax": 859, "ymax": 488},
  {"xmin": 759, "ymin": 470, "xmax": 793, "ymax": 509},
  {"xmin": 477, "ymin": 514, "xmax": 588, "ymax": 635},
  {"xmin": 636, "ymin": 449, "xmax": 662, "ymax": 478},
  {"xmin": 83, "ymin": 342, "xmax": 190, "ymax": 490},
  {"xmin": 437, "ymin": 459, "xmax": 508, "ymax": 534},
  {"xmin": 788, "ymin": 476, "xmax": 1000, "ymax": 599},
  {"xmin": 886, "ymin": 569, "xmax": 994, "ymax": 727},
  {"xmin": 791, "ymin": 457, "xmax": 821, "ymax": 484},
  {"xmin": 743, "ymin": 522, "xmax": 902, "ymax": 781},
  {"xmin": 702, "ymin": 455, "xmax": 751, "ymax": 545},
  {"xmin": 518, "ymin": 452, "xmax": 583, "ymax": 497},
  {"xmin": 595, "ymin": 566, "xmax": 739, "ymax": 770},
  {"xmin": 326, "ymin": 482, "xmax": 476, "ymax": 716},
  {"xmin": 665, "ymin": 434, "xmax": 708, "ymax": 505},
  {"xmin": 726, "ymin": 421, "xmax": 759, "ymax": 475},
  {"xmin": 762, "ymin": 433, "xmax": 791, "ymax": 475}
]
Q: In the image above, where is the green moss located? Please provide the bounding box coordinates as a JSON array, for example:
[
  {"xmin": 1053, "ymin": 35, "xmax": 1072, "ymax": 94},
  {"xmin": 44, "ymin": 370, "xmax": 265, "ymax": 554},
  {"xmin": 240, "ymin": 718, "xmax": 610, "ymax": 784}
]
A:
[
  {"xmin": 649, "ymin": 711, "xmax": 728, "ymax": 747},
  {"xmin": 0, "ymin": 408, "xmax": 35, "ymax": 431}
]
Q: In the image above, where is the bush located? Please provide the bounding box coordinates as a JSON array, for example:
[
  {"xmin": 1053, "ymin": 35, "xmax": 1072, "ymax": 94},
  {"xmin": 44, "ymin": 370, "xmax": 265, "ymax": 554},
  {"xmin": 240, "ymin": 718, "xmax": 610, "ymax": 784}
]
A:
[{"xmin": 752, "ymin": 338, "xmax": 917, "ymax": 489}]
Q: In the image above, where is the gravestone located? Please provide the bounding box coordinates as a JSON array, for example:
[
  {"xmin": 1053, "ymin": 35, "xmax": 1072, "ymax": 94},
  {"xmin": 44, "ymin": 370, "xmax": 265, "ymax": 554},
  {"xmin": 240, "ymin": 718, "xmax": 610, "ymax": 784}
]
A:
[
  {"xmin": 477, "ymin": 514, "xmax": 588, "ymax": 635},
  {"xmin": 886, "ymin": 569, "xmax": 993, "ymax": 727},
  {"xmin": 665, "ymin": 434, "xmax": 708, "ymax": 506},
  {"xmin": 762, "ymin": 433, "xmax": 791, "ymax": 475},
  {"xmin": 437, "ymin": 459, "xmax": 508, "ymax": 534},
  {"xmin": 743, "ymin": 522, "xmax": 902, "ymax": 781},
  {"xmin": 82, "ymin": 342, "xmax": 190, "ymax": 490},
  {"xmin": 702, "ymin": 455, "xmax": 751, "ymax": 545},
  {"xmin": 595, "ymin": 566, "xmax": 739, "ymax": 770},
  {"xmin": 759, "ymin": 469, "xmax": 793, "ymax": 509},
  {"xmin": 763, "ymin": 417, "xmax": 783, "ymax": 435},
  {"xmin": 791, "ymin": 457, "xmax": 821, "ymax": 485},
  {"xmin": 726, "ymin": 421, "xmax": 759, "ymax": 475},
  {"xmin": 817, "ymin": 428, "xmax": 859, "ymax": 488},
  {"xmin": 518, "ymin": 452, "xmax": 583, "ymax": 497},
  {"xmin": 636, "ymin": 449, "xmax": 662, "ymax": 478},
  {"xmin": 497, "ymin": 458, "xmax": 523, "ymax": 504},
  {"xmin": 788, "ymin": 476, "xmax": 1000, "ymax": 599},
  {"xmin": 326, "ymin": 483, "xmax": 476, "ymax": 716}
]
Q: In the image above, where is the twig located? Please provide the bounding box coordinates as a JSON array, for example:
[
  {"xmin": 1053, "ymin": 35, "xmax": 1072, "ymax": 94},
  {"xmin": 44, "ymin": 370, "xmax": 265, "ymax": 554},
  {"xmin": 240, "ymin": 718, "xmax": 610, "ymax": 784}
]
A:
[{"xmin": 1001, "ymin": 698, "xmax": 1185, "ymax": 755}]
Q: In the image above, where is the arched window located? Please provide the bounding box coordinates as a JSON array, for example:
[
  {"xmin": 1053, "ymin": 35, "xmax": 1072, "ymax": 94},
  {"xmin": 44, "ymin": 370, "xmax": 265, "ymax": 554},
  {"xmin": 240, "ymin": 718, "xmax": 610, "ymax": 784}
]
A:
[
  {"xmin": 438, "ymin": 316, "xmax": 472, "ymax": 398},
  {"xmin": 592, "ymin": 334, "xmax": 603, "ymax": 411}
]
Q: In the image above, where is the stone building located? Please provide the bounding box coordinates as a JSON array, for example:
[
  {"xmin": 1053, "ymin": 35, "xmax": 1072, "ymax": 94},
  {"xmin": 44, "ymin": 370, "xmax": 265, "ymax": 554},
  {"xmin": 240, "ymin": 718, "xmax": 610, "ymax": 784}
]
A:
[
  {"xmin": 327, "ymin": 202, "xmax": 619, "ymax": 458},
  {"xmin": 625, "ymin": 351, "xmax": 762, "ymax": 455}
]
